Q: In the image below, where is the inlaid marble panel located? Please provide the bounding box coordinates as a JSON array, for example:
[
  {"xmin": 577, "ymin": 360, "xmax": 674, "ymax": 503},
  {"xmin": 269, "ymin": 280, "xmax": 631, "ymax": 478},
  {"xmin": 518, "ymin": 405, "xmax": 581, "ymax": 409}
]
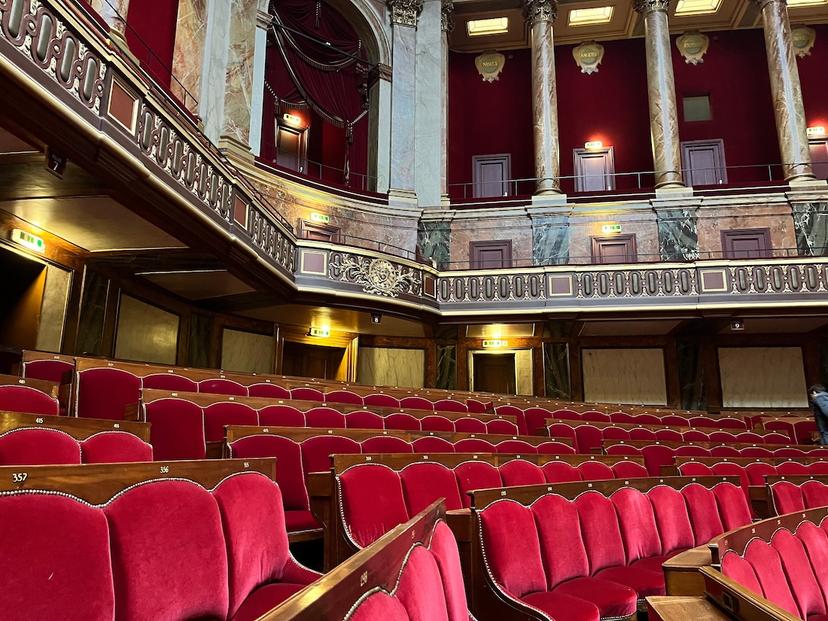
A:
[
  {"xmin": 696, "ymin": 203, "xmax": 797, "ymax": 258},
  {"xmin": 222, "ymin": 0, "xmax": 258, "ymax": 144},
  {"xmin": 449, "ymin": 216, "xmax": 533, "ymax": 268},
  {"xmin": 657, "ymin": 208, "xmax": 698, "ymax": 261},
  {"xmin": 793, "ymin": 202, "xmax": 828, "ymax": 256},
  {"xmin": 222, "ymin": 328, "xmax": 275, "ymax": 374},
  {"xmin": 36, "ymin": 265, "xmax": 71, "ymax": 353},
  {"xmin": 115, "ymin": 296, "xmax": 179, "ymax": 365},
  {"xmin": 719, "ymin": 347, "xmax": 808, "ymax": 408},
  {"xmin": 568, "ymin": 212, "xmax": 660, "ymax": 264},
  {"xmin": 543, "ymin": 342, "xmax": 570, "ymax": 399},
  {"xmin": 582, "ymin": 348, "xmax": 667, "ymax": 405},
  {"xmin": 532, "ymin": 215, "xmax": 569, "ymax": 265},
  {"xmin": 358, "ymin": 347, "xmax": 425, "ymax": 388},
  {"xmin": 417, "ymin": 220, "xmax": 451, "ymax": 269},
  {"xmin": 436, "ymin": 344, "xmax": 456, "ymax": 390},
  {"xmin": 171, "ymin": 0, "xmax": 208, "ymax": 110}
]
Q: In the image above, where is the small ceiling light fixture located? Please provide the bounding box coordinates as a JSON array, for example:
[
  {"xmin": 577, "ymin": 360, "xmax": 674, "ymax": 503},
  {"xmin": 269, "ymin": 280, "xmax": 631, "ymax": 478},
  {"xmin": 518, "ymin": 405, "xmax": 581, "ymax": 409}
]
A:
[
  {"xmin": 466, "ymin": 17, "xmax": 509, "ymax": 37},
  {"xmin": 568, "ymin": 6, "xmax": 614, "ymax": 26},
  {"xmin": 371, "ymin": 312, "xmax": 382, "ymax": 325},
  {"xmin": 675, "ymin": 0, "xmax": 723, "ymax": 16}
]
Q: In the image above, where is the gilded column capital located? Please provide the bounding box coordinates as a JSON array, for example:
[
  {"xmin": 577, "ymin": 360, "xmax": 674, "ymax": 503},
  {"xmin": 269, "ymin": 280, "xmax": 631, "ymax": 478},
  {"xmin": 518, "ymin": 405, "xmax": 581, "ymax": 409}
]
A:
[
  {"xmin": 750, "ymin": 0, "xmax": 785, "ymax": 9},
  {"xmin": 387, "ymin": 0, "xmax": 424, "ymax": 27},
  {"xmin": 523, "ymin": 0, "xmax": 558, "ymax": 25},
  {"xmin": 634, "ymin": 0, "xmax": 671, "ymax": 15},
  {"xmin": 441, "ymin": 0, "xmax": 455, "ymax": 33}
]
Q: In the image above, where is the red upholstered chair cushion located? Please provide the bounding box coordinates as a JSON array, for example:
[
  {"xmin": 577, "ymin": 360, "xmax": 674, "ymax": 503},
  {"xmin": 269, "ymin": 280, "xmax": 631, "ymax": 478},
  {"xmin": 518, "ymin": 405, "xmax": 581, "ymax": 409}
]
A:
[
  {"xmin": 429, "ymin": 520, "xmax": 470, "ymax": 621},
  {"xmin": 603, "ymin": 427, "xmax": 631, "ymax": 441},
  {"xmin": 775, "ymin": 448, "xmax": 807, "ymax": 458},
  {"xmin": 199, "ymin": 378, "xmax": 247, "ymax": 396},
  {"xmin": 797, "ymin": 522, "xmax": 828, "ymax": 596},
  {"xmin": 395, "ymin": 545, "xmax": 450, "ymax": 621},
  {"xmin": 521, "ymin": 591, "xmax": 600, "ymax": 621},
  {"xmin": 385, "ymin": 413, "xmax": 422, "ymax": 431},
  {"xmin": 363, "ymin": 393, "xmax": 400, "ymax": 408},
  {"xmin": 710, "ymin": 463, "xmax": 750, "ymax": 494},
  {"xmin": 141, "ymin": 373, "xmax": 197, "ymax": 391},
  {"xmin": 77, "ymin": 367, "xmax": 141, "ymax": 420},
  {"xmin": 810, "ymin": 461, "xmax": 828, "ymax": 475},
  {"xmin": 81, "ymin": 432, "xmax": 153, "ymax": 463},
  {"xmin": 361, "ymin": 436, "xmax": 413, "ymax": 454},
  {"xmin": 453, "ymin": 439, "xmax": 495, "ymax": 453},
  {"xmin": 480, "ymin": 500, "xmax": 546, "ymax": 597},
  {"xmin": 682, "ymin": 483, "xmax": 725, "ymax": 545},
  {"xmin": 434, "ymin": 399, "xmax": 467, "ymax": 413},
  {"xmin": 771, "ymin": 481, "xmax": 806, "ymax": 514},
  {"xmin": 229, "ymin": 435, "xmax": 310, "ymax": 514},
  {"xmin": 654, "ymin": 429, "xmax": 682, "ymax": 442},
  {"xmin": 496, "ymin": 405, "xmax": 528, "ymax": 435},
  {"xmin": 525, "ymin": 407, "xmax": 554, "ymax": 434},
  {"xmin": 349, "ymin": 592, "xmax": 411, "ymax": 621},
  {"xmin": 486, "ymin": 419, "xmax": 519, "ymax": 434},
  {"xmin": 741, "ymin": 447, "xmax": 773, "ymax": 458},
  {"xmin": 573, "ymin": 425, "xmax": 604, "ymax": 453},
  {"xmin": 213, "ymin": 474, "xmax": 319, "ymax": 618},
  {"xmin": 290, "ymin": 387, "xmax": 324, "ymax": 402},
  {"xmin": 801, "ymin": 480, "xmax": 828, "ymax": 509},
  {"xmin": 542, "ymin": 461, "xmax": 582, "ymax": 483},
  {"xmin": 454, "ymin": 417, "xmax": 487, "ymax": 433},
  {"xmin": 712, "ymin": 482, "xmax": 751, "ymax": 531},
  {"xmin": 301, "ymin": 436, "xmax": 360, "ymax": 473},
  {"xmin": 582, "ymin": 411, "xmax": 611, "ymax": 423},
  {"xmin": 641, "ymin": 445, "xmax": 675, "ymax": 476},
  {"xmin": 661, "ymin": 415, "xmax": 687, "ymax": 426},
  {"xmin": 400, "ymin": 397, "xmax": 434, "ymax": 411},
  {"xmin": 0, "ymin": 428, "xmax": 81, "ymax": 465},
  {"xmin": 454, "ymin": 461, "xmax": 501, "ymax": 508},
  {"xmin": 721, "ymin": 552, "xmax": 763, "ymax": 597},
  {"xmin": 467, "ymin": 399, "xmax": 492, "ymax": 414},
  {"xmin": 554, "ymin": 577, "xmax": 638, "ymax": 619},
  {"xmin": 0, "ymin": 494, "xmax": 114, "ymax": 620},
  {"xmin": 400, "ymin": 462, "xmax": 463, "ymax": 513},
  {"xmin": 421, "ymin": 415, "xmax": 454, "ymax": 432},
  {"xmin": 230, "ymin": 583, "xmax": 312, "ymax": 621},
  {"xmin": 0, "ymin": 385, "xmax": 59, "ymax": 415},
  {"xmin": 247, "ymin": 383, "xmax": 290, "ymax": 398},
  {"xmin": 675, "ymin": 446, "xmax": 709, "ymax": 457},
  {"xmin": 772, "ymin": 529, "xmax": 825, "ymax": 618},
  {"xmin": 576, "ymin": 461, "xmax": 613, "ymax": 481},
  {"xmin": 23, "ymin": 359, "xmax": 72, "ymax": 383},
  {"xmin": 710, "ymin": 446, "xmax": 741, "ymax": 457},
  {"xmin": 548, "ymin": 422, "xmax": 576, "ymax": 446},
  {"xmin": 743, "ymin": 540, "xmax": 800, "ymax": 616},
  {"xmin": 744, "ymin": 462, "xmax": 777, "ymax": 486},
  {"xmin": 495, "ymin": 439, "xmax": 536, "ymax": 454},
  {"xmin": 104, "ymin": 480, "xmax": 229, "ymax": 620},
  {"xmin": 345, "ymin": 410, "xmax": 384, "ymax": 429},
  {"xmin": 339, "ymin": 464, "xmax": 408, "ymax": 547},
  {"xmin": 762, "ymin": 433, "xmax": 792, "ymax": 445},
  {"xmin": 203, "ymin": 402, "xmax": 258, "ymax": 442},
  {"xmin": 611, "ymin": 461, "xmax": 649, "ymax": 479},
  {"xmin": 325, "ymin": 390, "xmax": 363, "ymax": 405},
  {"xmin": 678, "ymin": 462, "xmax": 714, "ymax": 477},
  {"xmin": 735, "ymin": 432, "xmax": 764, "ymax": 443},
  {"xmin": 532, "ymin": 494, "xmax": 589, "ymax": 588},
  {"xmin": 648, "ymin": 485, "xmax": 695, "ymax": 554},
  {"xmin": 412, "ymin": 436, "xmax": 455, "ymax": 453},
  {"xmin": 574, "ymin": 492, "xmax": 626, "ymax": 573},
  {"xmin": 143, "ymin": 398, "xmax": 206, "ymax": 460},
  {"xmin": 536, "ymin": 441, "xmax": 576, "ymax": 455},
  {"xmin": 605, "ymin": 443, "xmax": 641, "ymax": 456},
  {"xmin": 611, "ymin": 488, "xmax": 661, "ymax": 563},
  {"xmin": 709, "ymin": 431, "xmax": 738, "ymax": 443},
  {"xmin": 681, "ymin": 430, "xmax": 709, "ymax": 442},
  {"xmin": 633, "ymin": 414, "xmax": 661, "ymax": 425},
  {"xmin": 499, "ymin": 460, "xmax": 545, "ymax": 486},
  {"xmin": 258, "ymin": 405, "xmax": 305, "ymax": 427},
  {"xmin": 629, "ymin": 428, "xmax": 657, "ymax": 442},
  {"xmin": 305, "ymin": 407, "xmax": 346, "ymax": 428}
]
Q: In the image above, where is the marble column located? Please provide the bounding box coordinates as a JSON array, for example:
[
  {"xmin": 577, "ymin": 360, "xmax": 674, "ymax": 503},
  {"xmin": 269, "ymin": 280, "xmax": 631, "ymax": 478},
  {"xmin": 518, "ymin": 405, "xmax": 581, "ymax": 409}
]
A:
[
  {"xmin": 199, "ymin": 0, "xmax": 232, "ymax": 144},
  {"xmin": 440, "ymin": 1, "xmax": 452, "ymax": 204},
  {"xmin": 524, "ymin": 0, "xmax": 561, "ymax": 195},
  {"xmin": 387, "ymin": 0, "xmax": 424, "ymax": 203},
  {"xmin": 89, "ymin": 0, "xmax": 129, "ymax": 34},
  {"xmin": 753, "ymin": 0, "xmax": 814, "ymax": 182},
  {"xmin": 248, "ymin": 3, "xmax": 272, "ymax": 156},
  {"xmin": 368, "ymin": 66, "xmax": 392, "ymax": 193},
  {"xmin": 634, "ymin": 0, "xmax": 684, "ymax": 189},
  {"xmin": 171, "ymin": 0, "xmax": 208, "ymax": 113}
]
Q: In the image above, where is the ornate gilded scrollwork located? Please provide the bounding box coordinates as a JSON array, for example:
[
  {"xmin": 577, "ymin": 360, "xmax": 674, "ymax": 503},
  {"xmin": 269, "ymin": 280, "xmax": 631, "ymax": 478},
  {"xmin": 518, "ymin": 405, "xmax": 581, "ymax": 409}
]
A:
[
  {"xmin": 329, "ymin": 253, "xmax": 422, "ymax": 297},
  {"xmin": 386, "ymin": 0, "xmax": 424, "ymax": 28}
]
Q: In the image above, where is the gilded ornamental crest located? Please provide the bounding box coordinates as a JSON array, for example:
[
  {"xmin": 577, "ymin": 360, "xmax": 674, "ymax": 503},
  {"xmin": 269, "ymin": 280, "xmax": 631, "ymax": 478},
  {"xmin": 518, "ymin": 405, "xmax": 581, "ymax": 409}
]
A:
[
  {"xmin": 792, "ymin": 26, "xmax": 816, "ymax": 58},
  {"xmin": 676, "ymin": 31, "xmax": 709, "ymax": 65},
  {"xmin": 474, "ymin": 52, "xmax": 506, "ymax": 83},
  {"xmin": 572, "ymin": 42, "xmax": 604, "ymax": 75}
]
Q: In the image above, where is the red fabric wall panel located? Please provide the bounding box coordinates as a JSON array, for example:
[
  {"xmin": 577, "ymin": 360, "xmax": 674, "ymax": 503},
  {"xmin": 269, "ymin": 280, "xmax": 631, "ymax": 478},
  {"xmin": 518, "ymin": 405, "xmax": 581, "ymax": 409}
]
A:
[{"xmin": 125, "ymin": 0, "xmax": 179, "ymax": 88}]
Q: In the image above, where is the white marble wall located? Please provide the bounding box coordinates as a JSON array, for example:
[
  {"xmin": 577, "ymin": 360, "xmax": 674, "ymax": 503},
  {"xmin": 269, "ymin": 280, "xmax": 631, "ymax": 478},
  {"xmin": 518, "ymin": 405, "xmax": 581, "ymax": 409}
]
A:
[
  {"xmin": 115, "ymin": 295, "xmax": 179, "ymax": 365},
  {"xmin": 248, "ymin": 9, "xmax": 269, "ymax": 155},
  {"xmin": 414, "ymin": 0, "xmax": 443, "ymax": 207},
  {"xmin": 221, "ymin": 328, "xmax": 275, "ymax": 374},
  {"xmin": 199, "ymin": 0, "xmax": 232, "ymax": 144},
  {"xmin": 368, "ymin": 76, "xmax": 392, "ymax": 193},
  {"xmin": 358, "ymin": 347, "xmax": 425, "ymax": 388},
  {"xmin": 582, "ymin": 348, "xmax": 668, "ymax": 405},
  {"xmin": 719, "ymin": 347, "xmax": 808, "ymax": 408},
  {"xmin": 389, "ymin": 23, "xmax": 417, "ymax": 196},
  {"xmin": 35, "ymin": 265, "xmax": 71, "ymax": 353}
]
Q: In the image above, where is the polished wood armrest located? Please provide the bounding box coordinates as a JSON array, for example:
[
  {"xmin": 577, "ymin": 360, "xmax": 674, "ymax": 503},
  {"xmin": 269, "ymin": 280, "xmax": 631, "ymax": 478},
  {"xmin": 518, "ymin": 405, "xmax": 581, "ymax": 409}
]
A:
[
  {"xmin": 646, "ymin": 596, "xmax": 728, "ymax": 621},
  {"xmin": 663, "ymin": 545, "xmax": 713, "ymax": 596}
]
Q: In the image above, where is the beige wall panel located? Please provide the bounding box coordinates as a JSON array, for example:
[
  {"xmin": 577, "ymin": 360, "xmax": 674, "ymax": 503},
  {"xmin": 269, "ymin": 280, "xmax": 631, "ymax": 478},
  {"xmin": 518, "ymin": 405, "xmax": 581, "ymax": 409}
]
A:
[
  {"xmin": 582, "ymin": 348, "xmax": 667, "ymax": 405},
  {"xmin": 222, "ymin": 328, "xmax": 275, "ymax": 374},
  {"xmin": 115, "ymin": 295, "xmax": 179, "ymax": 365},
  {"xmin": 358, "ymin": 347, "xmax": 425, "ymax": 388},
  {"xmin": 719, "ymin": 347, "xmax": 808, "ymax": 408}
]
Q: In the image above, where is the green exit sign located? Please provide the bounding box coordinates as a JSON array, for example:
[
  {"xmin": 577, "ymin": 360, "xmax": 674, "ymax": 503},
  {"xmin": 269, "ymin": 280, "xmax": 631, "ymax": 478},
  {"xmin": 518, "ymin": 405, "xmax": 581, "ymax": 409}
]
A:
[
  {"xmin": 11, "ymin": 229, "xmax": 45, "ymax": 252},
  {"xmin": 601, "ymin": 223, "xmax": 622, "ymax": 235}
]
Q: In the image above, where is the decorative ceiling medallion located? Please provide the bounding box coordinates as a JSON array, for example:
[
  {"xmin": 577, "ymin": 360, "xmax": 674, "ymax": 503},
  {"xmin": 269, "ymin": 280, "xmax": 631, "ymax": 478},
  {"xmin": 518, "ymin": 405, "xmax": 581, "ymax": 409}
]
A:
[
  {"xmin": 572, "ymin": 42, "xmax": 604, "ymax": 75},
  {"xmin": 474, "ymin": 52, "xmax": 506, "ymax": 83},
  {"xmin": 792, "ymin": 26, "xmax": 816, "ymax": 58},
  {"xmin": 676, "ymin": 31, "xmax": 710, "ymax": 65},
  {"xmin": 329, "ymin": 253, "xmax": 421, "ymax": 298}
]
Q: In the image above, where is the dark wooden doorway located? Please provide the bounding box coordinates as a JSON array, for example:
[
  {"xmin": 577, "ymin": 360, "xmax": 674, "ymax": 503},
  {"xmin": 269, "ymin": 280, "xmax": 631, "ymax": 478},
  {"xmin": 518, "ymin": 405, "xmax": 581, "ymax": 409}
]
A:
[
  {"xmin": 681, "ymin": 139, "xmax": 727, "ymax": 186},
  {"xmin": 810, "ymin": 139, "xmax": 828, "ymax": 180},
  {"xmin": 282, "ymin": 341, "xmax": 346, "ymax": 380},
  {"xmin": 0, "ymin": 246, "xmax": 46, "ymax": 350},
  {"xmin": 721, "ymin": 228, "xmax": 772, "ymax": 259},
  {"xmin": 591, "ymin": 234, "xmax": 638, "ymax": 264},
  {"xmin": 573, "ymin": 147, "xmax": 615, "ymax": 192},
  {"xmin": 473, "ymin": 353, "xmax": 517, "ymax": 395},
  {"xmin": 473, "ymin": 154, "xmax": 511, "ymax": 198}
]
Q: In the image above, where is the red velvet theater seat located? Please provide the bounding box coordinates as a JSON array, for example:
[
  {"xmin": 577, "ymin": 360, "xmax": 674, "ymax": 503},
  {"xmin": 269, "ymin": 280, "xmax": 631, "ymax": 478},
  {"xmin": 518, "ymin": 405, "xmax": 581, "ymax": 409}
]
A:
[
  {"xmin": 385, "ymin": 412, "xmax": 421, "ymax": 431},
  {"xmin": 301, "ymin": 435, "xmax": 360, "ymax": 473},
  {"xmin": 400, "ymin": 396, "xmax": 434, "ymax": 411},
  {"xmin": 143, "ymin": 397, "xmax": 206, "ymax": 460},
  {"xmin": 203, "ymin": 402, "xmax": 258, "ymax": 443},
  {"xmin": 499, "ymin": 459, "xmax": 546, "ymax": 486},
  {"xmin": 400, "ymin": 462, "xmax": 464, "ymax": 514},
  {"xmin": 421, "ymin": 415, "xmax": 455, "ymax": 432},
  {"xmin": 486, "ymin": 419, "xmax": 520, "ymax": 434},
  {"xmin": 611, "ymin": 461, "xmax": 649, "ymax": 478},
  {"xmin": 325, "ymin": 390, "xmax": 363, "ymax": 405},
  {"xmin": 0, "ymin": 428, "xmax": 81, "ymax": 465},
  {"xmin": 247, "ymin": 382, "xmax": 291, "ymax": 398},
  {"xmin": 339, "ymin": 464, "xmax": 409, "ymax": 547},
  {"xmin": 454, "ymin": 417, "xmax": 486, "ymax": 433},
  {"xmin": 576, "ymin": 461, "xmax": 614, "ymax": 481},
  {"xmin": 305, "ymin": 407, "xmax": 346, "ymax": 428},
  {"xmin": 22, "ymin": 358, "xmax": 73, "ymax": 383},
  {"xmin": 434, "ymin": 399, "xmax": 467, "ymax": 413},
  {"xmin": 290, "ymin": 387, "xmax": 324, "ymax": 402},
  {"xmin": 542, "ymin": 460, "xmax": 582, "ymax": 483},
  {"xmin": 363, "ymin": 393, "xmax": 400, "ymax": 408},
  {"xmin": 142, "ymin": 373, "xmax": 198, "ymax": 391},
  {"xmin": 362, "ymin": 436, "xmax": 413, "ymax": 453},
  {"xmin": 495, "ymin": 439, "xmax": 537, "ymax": 454},
  {"xmin": 258, "ymin": 404, "xmax": 305, "ymax": 427},
  {"xmin": 0, "ymin": 385, "xmax": 59, "ymax": 416},
  {"xmin": 76, "ymin": 367, "xmax": 141, "ymax": 420},
  {"xmin": 80, "ymin": 431, "xmax": 153, "ymax": 463},
  {"xmin": 200, "ymin": 378, "xmax": 247, "ymax": 396},
  {"xmin": 345, "ymin": 410, "xmax": 384, "ymax": 429},
  {"xmin": 454, "ymin": 461, "xmax": 501, "ymax": 508},
  {"xmin": 412, "ymin": 436, "xmax": 455, "ymax": 453}
]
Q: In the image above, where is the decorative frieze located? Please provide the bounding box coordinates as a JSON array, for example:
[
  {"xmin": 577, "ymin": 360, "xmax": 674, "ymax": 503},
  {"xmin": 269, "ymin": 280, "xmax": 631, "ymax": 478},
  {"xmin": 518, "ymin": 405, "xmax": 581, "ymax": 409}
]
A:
[
  {"xmin": 387, "ymin": 0, "xmax": 424, "ymax": 27},
  {"xmin": 523, "ymin": 0, "xmax": 557, "ymax": 25},
  {"xmin": 329, "ymin": 253, "xmax": 422, "ymax": 298}
]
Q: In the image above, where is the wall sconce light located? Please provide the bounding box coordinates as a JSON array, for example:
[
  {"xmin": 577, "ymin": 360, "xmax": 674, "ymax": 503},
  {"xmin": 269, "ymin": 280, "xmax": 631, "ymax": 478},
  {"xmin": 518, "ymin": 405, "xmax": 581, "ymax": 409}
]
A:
[
  {"xmin": 308, "ymin": 326, "xmax": 331, "ymax": 338},
  {"xmin": 282, "ymin": 113, "xmax": 304, "ymax": 128},
  {"xmin": 807, "ymin": 126, "xmax": 826, "ymax": 139},
  {"xmin": 601, "ymin": 223, "xmax": 622, "ymax": 235},
  {"xmin": 10, "ymin": 229, "xmax": 45, "ymax": 253},
  {"xmin": 483, "ymin": 339, "xmax": 508, "ymax": 349},
  {"xmin": 585, "ymin": 140, "xmax": 604, "ymax": 151}
]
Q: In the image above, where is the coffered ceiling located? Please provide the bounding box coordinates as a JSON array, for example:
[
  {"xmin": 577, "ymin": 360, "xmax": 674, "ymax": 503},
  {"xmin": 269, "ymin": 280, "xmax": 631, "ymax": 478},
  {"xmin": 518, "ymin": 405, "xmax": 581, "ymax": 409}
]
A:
[{"xmin": 449, "ymin": 0, "xmax": 828, "ymax": 50}]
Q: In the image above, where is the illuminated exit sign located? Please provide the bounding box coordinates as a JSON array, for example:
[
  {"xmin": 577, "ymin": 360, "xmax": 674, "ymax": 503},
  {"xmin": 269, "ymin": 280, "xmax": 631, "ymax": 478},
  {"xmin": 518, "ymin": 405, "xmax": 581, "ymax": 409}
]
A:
[
  {"xmin": 601, "ymin": 223, "xmax": 622, "ymax": 235},
  {"xmin": 11, "ymin": 229, "xmax": 45, "ymax": 253}
]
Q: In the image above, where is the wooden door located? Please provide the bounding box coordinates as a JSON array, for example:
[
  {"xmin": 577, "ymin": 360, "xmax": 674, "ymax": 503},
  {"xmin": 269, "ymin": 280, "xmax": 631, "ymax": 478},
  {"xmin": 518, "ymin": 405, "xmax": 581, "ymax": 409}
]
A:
[
  {"xmin": 473, "ymin": 353, "xmax": 517, "ymax": 394},
  {"xmin": 473, "ymin": 154, "xmax": 511, "ymax": 198},
  {"xmin": 574, "ymin": 147, "xmax": 615, "ymax": 192},
  {"xmin": 591, "ymin": 235, "xmax": 637, "ymax": 264},
  {"xmin": 470, "ymin": 241, "xmax": 512, "ymax": 269},
  {"xmin": 810, "ymin": 140, "xmax": 828, "ymax": 180},
  {"xmin": 282, "ymin": 342, "xmax": 346, "ymax": 379},
  {"xmin": 681, "ymin": 139, "xmax": 727, "ymax": 186},
  {"xmin": 721, "ymin": 228, "xmax": 772, "ymax": 259},
  {"xmin": 276, "ymin": 126, "xmax": 307, "ymax": 173}
]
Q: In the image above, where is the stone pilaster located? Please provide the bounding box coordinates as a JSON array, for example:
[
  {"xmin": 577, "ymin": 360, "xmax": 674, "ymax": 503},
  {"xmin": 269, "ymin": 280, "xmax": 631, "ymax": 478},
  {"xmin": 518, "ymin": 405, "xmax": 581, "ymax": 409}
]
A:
[
  {"xmin": 248, "ymin": 2, "xmax": 272, "ymax": 156},
  {"xmin": 753, "ymin": 0, "xmax": 814, "ymax": 182},
  {"xmin": 171, "ymin": 0, "xmax": 207, "ymax": 113},
  {"xmin": 440, "ymin": 0, "xmax": 453, "ymax": 205},
  {"xmin": 524, "ymin": 0, "xmax": 561, "ymax": 195},
  {"xmin": 634, "ymin": 0, "xmax": 685, "ymax": 189},
  {"xmin": 368, "ymin": 65, "xmax": 392, "ymax": 193}
]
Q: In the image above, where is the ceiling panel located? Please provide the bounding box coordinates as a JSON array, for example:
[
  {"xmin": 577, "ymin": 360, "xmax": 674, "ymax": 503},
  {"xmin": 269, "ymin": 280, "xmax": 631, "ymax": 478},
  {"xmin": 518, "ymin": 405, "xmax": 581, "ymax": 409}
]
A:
[
  {"xmin": 141, "ymin": 270, "xmax": 255, "ymax": 301},
  {"xmin": 242, "ymin": 304, "xmax": 427, "ymax": 337}
]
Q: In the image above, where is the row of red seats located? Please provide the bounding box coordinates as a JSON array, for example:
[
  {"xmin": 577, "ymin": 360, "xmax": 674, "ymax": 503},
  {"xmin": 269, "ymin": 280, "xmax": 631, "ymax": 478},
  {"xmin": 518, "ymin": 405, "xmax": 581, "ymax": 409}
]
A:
[
  {"xmin": 334, "ymin": 457, "xmax": 651, "ymax": 549},
  {"xmin": 145, "ymin": 397, "xmax": 521, "ymax": 460},
  {"xmin": 769, "ymin": 479, "xmax": 828, "ymax": 515},
  {"xmin": 607, "ymin": 442, "xmax": 828, "ymax": 475},
  {"xmin": 679, "ymin": 460, "xmax": 828, "ymax": 497},
  {"xmin": 0, "ymin": 428, "xmax": 152, "ymax": 465},
  {"xmin": 551, "ymin": 422, "xmax": 787, "ymax": 453},
  {"xmin": 0, "ymin": 385, "xmax": 59, "ymax": 416},
  {"xmin": 2, "ymin": 465, "xmax": 319, "ymax": 621},
  {"xmin": 479, "ymin": 480, "xmax": 751, "ymax": 621},
  {"xmin": 227, "ymin": 432, "xmax": 575, "ymax": 535},
  {"xmin": 721, "ymin": 514, "xmax": 828, "ymax": 620}
]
